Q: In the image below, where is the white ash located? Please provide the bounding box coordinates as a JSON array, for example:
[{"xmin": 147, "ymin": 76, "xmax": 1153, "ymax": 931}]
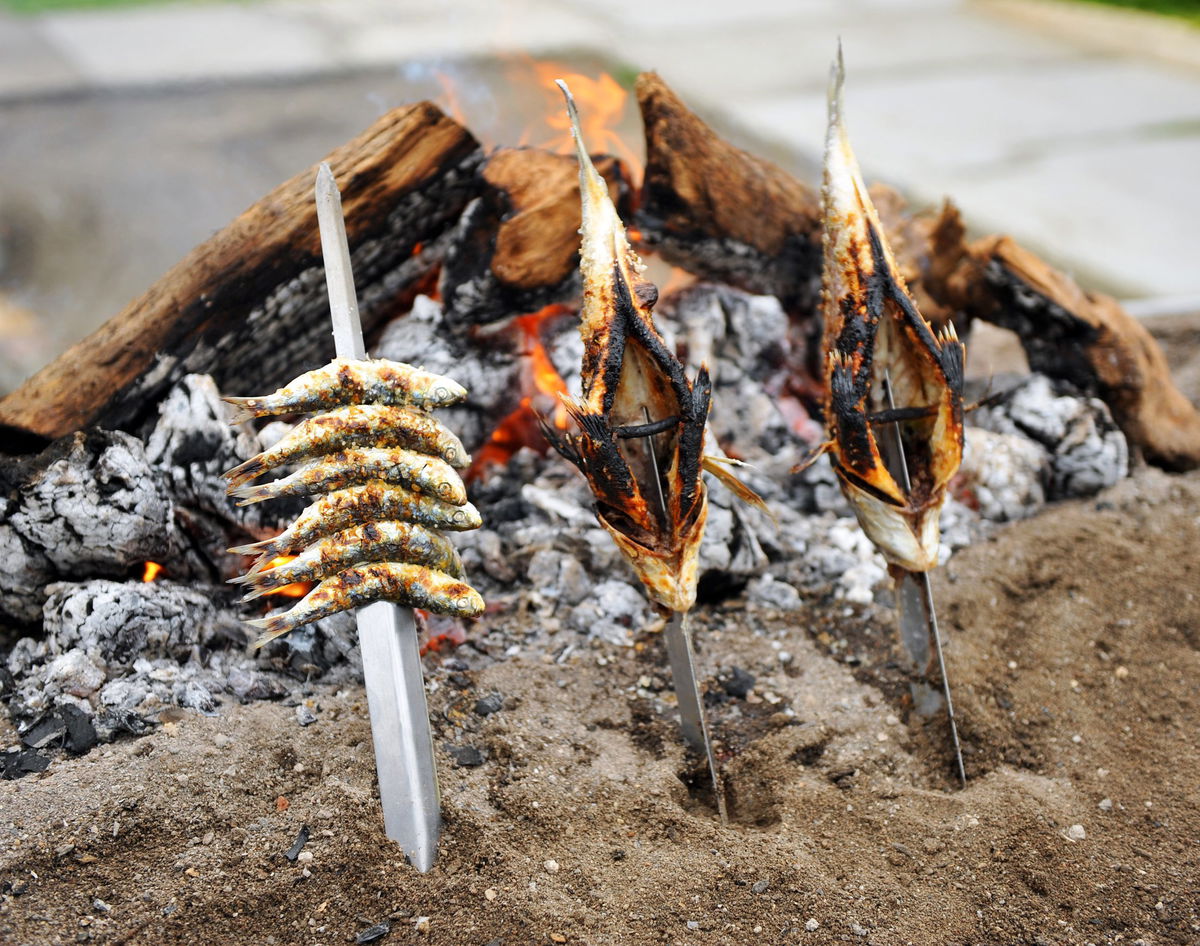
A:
[
  {"xmin": 972, "ymin": 374, "xmax": 1128, "ymax": 500},
  {"xmin": 0, "ymin": 430, "xmax": 189, "ymax": 624},
  {"xmin": 568, "ymin": 579, "xmax": 652, "ymax": 647},
  {"xmin": 956, "ymin": 427, "xmax": 1046, "ymax": 522}
]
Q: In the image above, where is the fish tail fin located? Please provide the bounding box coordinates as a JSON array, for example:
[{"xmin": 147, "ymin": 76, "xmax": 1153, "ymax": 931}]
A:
[
  {"xmin": 229, "ymin": 482, "xmax": 276, "ymax": 506},
  {"xmin": 224, "ymin": 455, "xmax": 268, "ymax": 488},
  {"xmin": 221, "ymin": 397, "xmax": 260, "ymax": 425},
  {"xmin": 227, "ymin": 538, "xmax": 276, "ymax": 557},
  {"xmin": 246, "ymin": 614, "xmax": 295, "ymax": 648}
]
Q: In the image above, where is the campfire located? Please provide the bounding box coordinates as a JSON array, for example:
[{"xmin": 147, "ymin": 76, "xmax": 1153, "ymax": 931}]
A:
[{"xmin": 1, "ymin": 62, "xmax": 1196, "ymax": 796}]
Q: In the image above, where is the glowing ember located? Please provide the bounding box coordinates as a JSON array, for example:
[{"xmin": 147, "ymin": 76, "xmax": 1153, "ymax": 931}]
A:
[
  {"xmin": 142, "ymin": 561, "xmax": 164, "ymax": 582},
  {"xmin": 468, "ymin": 305, "xmax": 573, "ymax": 480},
  {"xmin": 260, "ymin": 555, "xmax": 311, "ymax": 599}
]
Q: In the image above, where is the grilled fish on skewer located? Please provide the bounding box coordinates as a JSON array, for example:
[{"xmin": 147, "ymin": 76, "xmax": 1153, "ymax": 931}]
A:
[
  {"xmin": 247, "ymin": 561, "xmax": 484, "ymax": 647},
  {"xmin": 225, "ymin": 403, "xmax": 470, "ymax": 488},
  {"xmin": 233, "ymin": 520, "xmax": 465, "ymax": 599},
  {"xmin": 229, "ymin": 446, "xmax": 467, "ymax": 508},
  {"xmin": 223, "ymin": 357, "xmax": 467, "ymax": 422},
  {"xmin": 228, "ymin": 482, "xmax": 481, "ymax": 559},
  {"xmin": 540, "ymin": 80, "xmax": 712, "ymax": 613},
  {"xmin": 817, "ymin": 49, "xmax": 964, "ymax": 571}
]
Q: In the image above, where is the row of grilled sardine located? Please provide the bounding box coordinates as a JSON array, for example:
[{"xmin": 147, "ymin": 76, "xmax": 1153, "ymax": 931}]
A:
[{"xmin": 222, "ymin": 358, "xmax": 485, "ymax": 647}]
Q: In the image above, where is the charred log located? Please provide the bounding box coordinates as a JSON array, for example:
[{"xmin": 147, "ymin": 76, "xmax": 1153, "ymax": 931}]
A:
[
  {"xmin": 962, "ymin": 236, "xmax": 1200, "ymax": 471},
  {"xmin": 0, "ymin": 102, "xmax": 483, "ymax": 443},
  {"xmin": 636, "ymin": 72, "xmax": 823, "ymax": 315},
  {"xmin": 440, "ymin": 147, "xmax": 634, "ymax": 328}
]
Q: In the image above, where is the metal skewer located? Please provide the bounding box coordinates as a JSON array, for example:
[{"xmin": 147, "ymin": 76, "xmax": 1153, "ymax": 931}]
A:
[
  {"xmin": 880, "ymin": 371, "xmax": 967, "ymax": 788},
  {"xmin": 641, "ymin": 409, "xmax": 727, "ymax": 822},
  {"xmin": 315, "ymin": 163, "xmax": 442, "ymax": 870}
]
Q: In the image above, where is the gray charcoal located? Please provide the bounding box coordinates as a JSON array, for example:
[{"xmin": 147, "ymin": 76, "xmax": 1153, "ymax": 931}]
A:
[
  {"xmin": 1, "ymin": 749, "xmax": 50, "ymax": 780},
  {"xmin": 61, "ymin": 705, "xmax": 99, "ymax": 755},
  {"xmin": 474, "ymin": 693, "xmax": 503, "ymax": 716},
  {"xmin": 43, "ymin": 580, "xmax": 220, "ymax": 669},
  {"xmin": 973, "ymin": 375, "xmax": 1127, "ymax": 500},
  {"xmin": 283, "ymin": 825, "xmax": 310, "ymax": 862},
  {"xmin": 355, "ymin": 921, "xmax": 392, "ymax": 945},
  {"xmin": 295, "ymin": 703, "xmax": 318, "ymax": 727},
  {"xmin": 720, "ymin": 667, "xmax": 756, "ymax": 699},
  {"xmin": 174, "ymin": 680, "xmax": 218, "ymax": 716},
  {"xmin": 228, "ymin": 668, "xmax": 288, "ymax": 703},
  {"xmin": 0, "ymin": 430, "xmax": 188, "ymax": 623},
  {"xmin": 569, "ymin": 579, "xmax": 651, "ymax": 647},
  {"xmin": 448, "ymin": 744, "xmax": 486, "ymax": 767},
  {"xmin": 959, "ymin": 428, "xmax": 1046, "ymax": 522},
  {"xmin": 748, "ymin": 574, "xmax": 803, "ymax": 612}
]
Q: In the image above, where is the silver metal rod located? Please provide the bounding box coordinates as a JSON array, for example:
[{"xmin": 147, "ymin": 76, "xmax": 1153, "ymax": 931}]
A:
[
  {"xmin": 663, "ymin": 611, "xmax": 727, "ymax": 822},
  {"xmin": 315, "ymin": 163, "xmax": 442, "ymax": 868},
  {"xmin": 640, "ymin": 408, "xmax": 726, "ymax": 821},
  {"xmin": 881, "ymin": 371, "xmax": 967, "ymax": 788}
]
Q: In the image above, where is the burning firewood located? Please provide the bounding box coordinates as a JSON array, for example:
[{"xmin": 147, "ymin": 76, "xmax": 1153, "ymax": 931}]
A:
[{"xmin": 813, "ymin": 51, "xmax": 967, "ymax": 784}]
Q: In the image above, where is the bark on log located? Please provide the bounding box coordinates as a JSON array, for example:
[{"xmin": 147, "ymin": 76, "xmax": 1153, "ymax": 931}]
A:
[
  {"xmin": 636, "ymin": 72, "xmax": 823, "ymax": 314},
  {"xmin": 440, "ymin": 147, "xmax": 633, "ymax": 327},
  {"xmin": 962, "ymin": 236, "xmax": 1200, "ymax": 471},
  {"xmin": 0, "ymin": 102, "xmax": 483, "ymax": 443}
]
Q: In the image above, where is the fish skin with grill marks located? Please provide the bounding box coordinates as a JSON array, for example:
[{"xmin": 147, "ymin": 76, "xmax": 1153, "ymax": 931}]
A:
[
  {"xmin": 228, "ymin": 446, "xmax": 467, "ymax": 508},
  {"xmin": 540, "ymin": 83, "xmax": 710, "ymax": 613},
  {"xmin": 223, "ymin": 357, "xmax": 466, "ymax": 422},
  {"xmin": 819, "ymin": 51, "xmax": 964, "ymax": 571},
  {"xmin": 233, "ymin": 520, "xmax": 465, "ymax": 599},
  {"xmin": 229, "ymin": 482, "xmax": 481, "ymax": 560},
  {"xmin": 247, "ymin": 561, "xmax": 484, "ymax": 647},
  {"xmin": 225, "ymin": 403, "xmax": 470, "ymax": 487}
]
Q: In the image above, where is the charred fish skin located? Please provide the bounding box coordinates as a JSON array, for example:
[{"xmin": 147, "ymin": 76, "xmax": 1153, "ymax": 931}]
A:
[
  {"xmin": 228, "ymin": 482, "xmax": 482, "ymax": 559},
  {"xmin": 233, "ymin": 520, "xmax": 465, "ymax": 598},
  {"xmin": 229, "ymin": 447, "xmax": 468, "ymax": 508},
  {"xmin": 541, "ymin": 81, "xmax": 711, "ymax": 614},
  {"xmin": 820, "ymin": 49, "xmax": 965, "ymax": 572},
  {"xmin": 225, "ymin": 404, "xmax": 471, "ymax": 487},
  {"xmin": 247, "ymin": 562, "xmax": 485, "ymax": 647},
  {"xmin": 223, "ymin": 357, "xmax": 467, "ymax": 422}
]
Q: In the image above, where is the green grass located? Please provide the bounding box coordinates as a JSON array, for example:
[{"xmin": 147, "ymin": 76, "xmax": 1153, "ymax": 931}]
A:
[{"xmin": 1069, "ymin": 0, "xmax": 1200, "ymax": 26}]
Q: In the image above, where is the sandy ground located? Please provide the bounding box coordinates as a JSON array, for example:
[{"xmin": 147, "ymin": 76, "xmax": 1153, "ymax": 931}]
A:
[{"xmin": 0, "ymin": 458, "xmax": 1198, "ymax": 946}]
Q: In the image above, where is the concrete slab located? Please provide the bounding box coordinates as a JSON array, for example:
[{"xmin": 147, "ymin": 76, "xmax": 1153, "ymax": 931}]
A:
[
  {"xmin": 623, "ymin": 6, "xmax": 1073, "ymax": 102},
  {"xmin": 38, "ymin": 4, "xmax": 339, "ymax": 86},
  {"xmin": 937, "ymin": 134, "xmax": 1200, "ymax": 298},
  {"xmin": 0, "ymin": 11, "xmax": 82, "ymax": 100}
]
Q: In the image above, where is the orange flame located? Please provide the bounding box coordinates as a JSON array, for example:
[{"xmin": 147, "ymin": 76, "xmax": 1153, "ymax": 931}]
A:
[
  {"xmin": 142, "ymin": 561, "xmax": 164, "ymax": 582},
  {"xmin": 261, "ymin": 555, "xmax": 311, "ymax": 599},
  {"xmin": 467, "ymin": 305, "xmax": 573, "ymax": 480},
  {"xmin": 431, "ymin": 57, "xmax": 642, "ymax": 182}
]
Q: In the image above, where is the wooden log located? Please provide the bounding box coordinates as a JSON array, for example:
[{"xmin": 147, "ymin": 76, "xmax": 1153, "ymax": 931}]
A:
[
  {"xmin": 440, "ymin": 147, "xmax": 633, "ymax": 327},
  {"xmin": 962, "ymin": 236, "xmax": 1200, "ymax": 471},
  {"xmin": 636, "ymin": 72, "xmax": 823, "ymax": 315},
  {"xmin": 0, "ymin": 102, "xmax": 483, "ymax": 443}
]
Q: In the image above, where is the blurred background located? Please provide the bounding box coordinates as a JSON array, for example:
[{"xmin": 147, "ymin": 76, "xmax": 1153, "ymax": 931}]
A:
[{"xmin": 1, "ymin": 0, "xmax": 1198, "ymax": 395}]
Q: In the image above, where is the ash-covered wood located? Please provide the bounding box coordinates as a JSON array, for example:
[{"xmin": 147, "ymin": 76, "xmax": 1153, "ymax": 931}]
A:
[
  {"xmin": 963, "ymin": 236, "xmax": 1200, "ymax": 471},
  {"xmin": 440, "ymin": 148, "xmax": 633, "ymax": 327},
  {"xmin": 0, "ymin": 103, "xmax": 483, "ymax": 443},
  {"xmin": 0, "ymin": 429, "xmax": 191, "ymax": 623},
  {"xmin": 636, "ymin": 72, "xmax": 823, "ymax": 314}
]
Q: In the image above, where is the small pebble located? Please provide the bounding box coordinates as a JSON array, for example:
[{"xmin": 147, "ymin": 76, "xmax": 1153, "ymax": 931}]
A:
[
  {"xmin": 851, "ymin": 923, "xmax": 869, "ymax": 937},
  {"xmin": 414, "ymin": 916, "xmax": 430, "ymax": 934},
  {"xmin": 686, "ymin": 921, "xmax": 700, "ymax": 930},
  {"xmin": 474, "ymin": 693, "xmax": 503, "ymax": 716},
  {"xmin": 751, "ymin": 879, "xmax": 769, "ymax": 894},
  {"xmin": 213, "ymin": 733, "xmax": 232, "ymax": 749},
  {"xmin": 355, "ymin": 921, "xmax": 391, "ymax": 945},
  {"xmin": 543, "ymin": 859, "xmax": 559, "ymax": 874},
  {"xmin": 92, "ymin": 900, "xmax": 110, "ymax": 914},
  {"xmin": 805, "ymin": 918, "xmax": 820, "ymax": 932},
  {"xmin": 1066, "ymin": 824, "xmax": 1086, "ymax": 841},
  {"xmin": 1115, "ymin": 666, "xmax": 1129, "ymax": 679},
  {"xmin": 484, "ymin": 888, "xmax": 497, "ymax": 901},
  {"xmin": 297, "ymin": 851, "xmax": 314, "ymax": 864},
  {"xmin": 295, "ymin": 704, "xmax": 317, "ymax": 727},
  {"xmin": 1098, "ymin": 798, "xmax": 1113, "ymax": 812}
]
